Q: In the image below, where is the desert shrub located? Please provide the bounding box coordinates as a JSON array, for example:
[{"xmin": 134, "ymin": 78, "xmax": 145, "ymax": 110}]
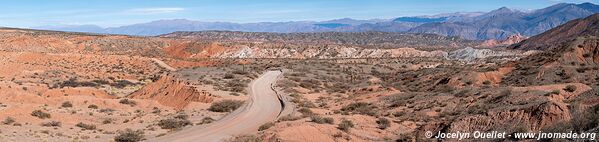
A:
[
  {"xmin": 376, "ymin": 118, "xmax": 391, "ymax": 129},
  {"xmin": 41, "ymin": 121, "xmax": 62, "ymax": 127},
  {"xmin": 278, "ymin": 115, "xmax": 301, "ymax": 121},
  {"xmin": 564, "ymin": 85, "xmax": 577, "ymax": 92},
  {"xmin": 208, "ymin": 100, "xmax": 244, "ymax": 112},
  {"xmin": 103, "ymin": 119, "xmax": 113, "ymax": 124},
  {"xmin": 174, "ymin": 113, "xmax": 189, "ymax": 120},
  {"xmin": 31, "ymin": 110, "xmax": 51, "ymax": 119},
  {"xmin": 383, "ymin": 93, "xmax": 416, "ymax": 108},
  {"xmin": 112, "ymin": 80, "xmax": 136, "ymax": 88},
  {"xmin": 157, "ymin": 118, "xmax": 191, "ymax": 129},
  {"xmin": 114, "ymin": 129, "xmax": 144, "ymax": 142},
  {"xmin": 119, "ymin": 99, "xmax": 137, "ymax": 106},
  {"xmin": 298, "ymin": 107, "xmax": 314, "ymax": 117},
  {"xmin": 2, "ymin": 117, "xmax": 15, "ymax": 125},
  {"xmin": 198, "ymin": 117, "xmax": 214, "ymax": 125},
  {"xmin": 310, "ymin": 115, "xmax": 334, "ymax": 124},
  {"xmin": 61, "ymin": 101, "xmax": 73, "ymax": 108},
  {"xmin": 223, "ymin": 73, "xmax": 235, "ymax": 79},
  {"xmin": 340, "ymin": 102, "xmax": 377, "ymax": 116},
  {"xmin": 258, "ymin": 122, "xmax": 275, "ymax": 131},
  {"xmin": 482, "ymin": 80, "xmax": 491, "ymax": 85},
  {"xmin": 88, "ymin": 104, "xmax": 98, "ymax": 109},
  {"xmin": 232, "ymin": 70, "xmax": 248, "ymax": 75},
  {"xmin": 76, "ymin": 122, "xmax": 97, "ymax": 130},
  {"xmin": 224, "ymin": 135, "xmax": 262, "ymax": 142},
  {"xmin": 99, "ymin": 108, "xmax": 115, "ymax": 113},
  {"xmin": 338, "ymin": 119, "xmax": 354, "ymax": 131}
]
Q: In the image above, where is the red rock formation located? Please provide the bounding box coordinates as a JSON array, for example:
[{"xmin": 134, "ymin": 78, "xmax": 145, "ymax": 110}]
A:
[
  {"xmin": 129, "ymin": 74, "xmax": 213, "ymax": 110},
  {"xmin": 479, "ymin": 33, "xmax": 527, "ymax": 47}
]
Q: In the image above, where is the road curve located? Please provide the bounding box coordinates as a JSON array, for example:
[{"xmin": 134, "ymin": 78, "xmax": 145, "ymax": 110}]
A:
[{"xmin": 150, "ymin": 70, "xmax": 283, "ymax": 142}]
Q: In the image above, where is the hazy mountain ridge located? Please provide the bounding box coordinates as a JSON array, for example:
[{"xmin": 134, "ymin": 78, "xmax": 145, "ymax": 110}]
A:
[
  {"xmin": 410, "ymin": 3, "xmax": 599, "ymax": 40},
  {"xmin": 32, "ymin": 3, "xmax": 599, "ymax": 40}
]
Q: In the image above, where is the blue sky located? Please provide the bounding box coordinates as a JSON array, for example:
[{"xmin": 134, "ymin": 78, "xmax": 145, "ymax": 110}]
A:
[{"xmin": 0, "ymin": 0, "xmax": 595, "ymax": 28}]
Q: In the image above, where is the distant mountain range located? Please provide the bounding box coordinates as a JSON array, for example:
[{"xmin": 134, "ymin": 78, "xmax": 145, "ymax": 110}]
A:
[{"xmin": 33, "ymin": 2, "xmax": 599, "ymax": 40}]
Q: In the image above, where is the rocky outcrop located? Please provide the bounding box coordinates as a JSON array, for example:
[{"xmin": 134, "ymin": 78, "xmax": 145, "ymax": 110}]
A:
[
  {"xmin": 448, "ymin": 47, "xmax": 527, "ymax": 61},
  {"xmin": 129, "ymin": 74, "xmax": 213, "ymax": 109},
  {"xmin": 212, "ymin": 46, "xmax": 449, "ymax": 59}
]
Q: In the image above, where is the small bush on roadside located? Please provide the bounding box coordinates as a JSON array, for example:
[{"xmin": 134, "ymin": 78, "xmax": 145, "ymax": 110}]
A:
[
  {"xmin": 224, "ymin": 135, "xmax": 262, "ymax": 142},
  {"xmin": 198, "ymin": 117, "xmax": 214, "ymax": 125},
  {"xmin": 157, "ymin": 118, "xmax": 191, "ymax": 129},
  {"xmin": 114, "ymin": 129, "xmax": 144, "ymax": 142},
  {"xmin": 208, "ymin": 100, "xmax": 244, "ymax": 112}
]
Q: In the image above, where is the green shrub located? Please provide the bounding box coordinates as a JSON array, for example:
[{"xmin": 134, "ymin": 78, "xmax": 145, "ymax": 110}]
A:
[
  {"xmin": 208, "ymin": 100, "xmax": 244, "ymax": 112},
  {"xmin": 114, "ymin": 129, "xmax": 144, "ymax": 142}
]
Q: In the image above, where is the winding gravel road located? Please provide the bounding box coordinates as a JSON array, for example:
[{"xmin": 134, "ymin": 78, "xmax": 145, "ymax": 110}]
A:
[{"xmin": 150, "ymin": 70, "xmax": 284, "ymax": 142}]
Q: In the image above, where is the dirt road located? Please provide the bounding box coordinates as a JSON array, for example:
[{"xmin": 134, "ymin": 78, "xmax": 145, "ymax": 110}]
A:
[{"xmin": 150, "ymin": 70, "xmax": 283, "ymax": 142}]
